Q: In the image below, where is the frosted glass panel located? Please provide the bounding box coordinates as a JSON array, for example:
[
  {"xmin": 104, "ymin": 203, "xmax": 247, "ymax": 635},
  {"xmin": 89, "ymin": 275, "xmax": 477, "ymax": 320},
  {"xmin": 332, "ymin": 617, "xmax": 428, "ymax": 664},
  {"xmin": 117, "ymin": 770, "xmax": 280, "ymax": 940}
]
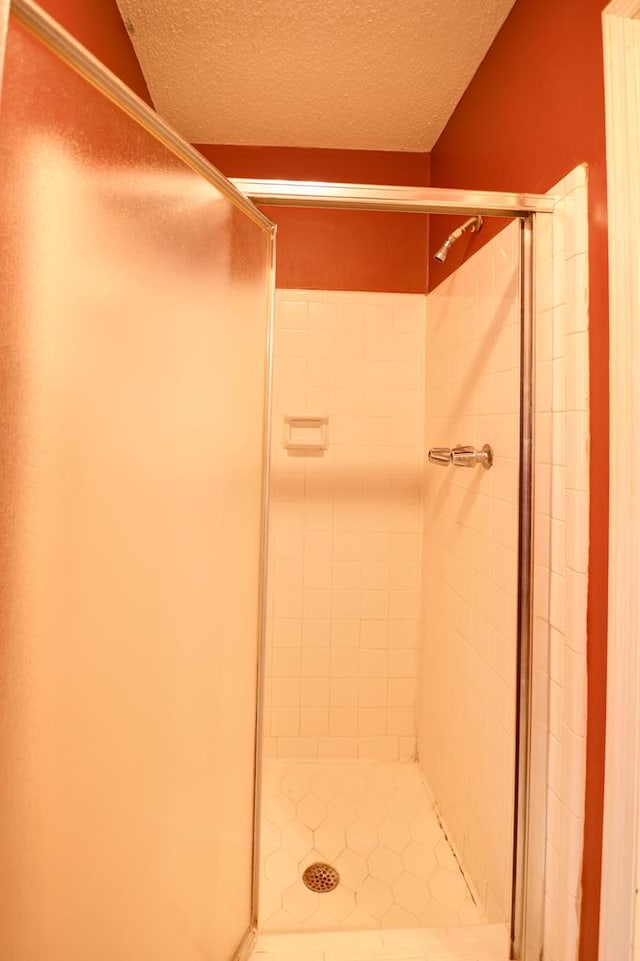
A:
[{"xmin": 0, "ymin": 17, "xmax": 271, "ymax": 961}]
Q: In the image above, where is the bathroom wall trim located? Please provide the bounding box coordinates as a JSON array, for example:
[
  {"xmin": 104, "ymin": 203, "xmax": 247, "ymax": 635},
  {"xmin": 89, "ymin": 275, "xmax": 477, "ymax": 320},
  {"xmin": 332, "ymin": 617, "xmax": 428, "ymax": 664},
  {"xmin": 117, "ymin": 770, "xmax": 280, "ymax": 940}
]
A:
[
  {"xmin": 599, "ymin": 3, "xmax": 640, "ymax": 959},
  {"xmin": 231, "ymin": 178, "xmax": 555, "ymax": 217},
  {"xmin": 532, "ymin": 164, "xmax": 591, "ymax": 961}
]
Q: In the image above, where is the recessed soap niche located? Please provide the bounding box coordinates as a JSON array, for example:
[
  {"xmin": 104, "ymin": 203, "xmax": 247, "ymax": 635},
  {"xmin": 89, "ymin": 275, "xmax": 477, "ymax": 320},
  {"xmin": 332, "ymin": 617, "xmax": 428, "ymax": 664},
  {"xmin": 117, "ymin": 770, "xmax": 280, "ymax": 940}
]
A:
[{"xmin": 283, "ymin": 413, "xmax": 329, "ymax": 452}]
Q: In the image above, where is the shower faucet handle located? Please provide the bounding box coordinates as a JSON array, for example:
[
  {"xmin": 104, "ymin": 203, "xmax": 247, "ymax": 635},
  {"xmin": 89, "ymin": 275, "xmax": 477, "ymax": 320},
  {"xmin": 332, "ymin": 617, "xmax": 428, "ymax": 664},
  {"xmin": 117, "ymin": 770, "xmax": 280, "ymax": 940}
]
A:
[
  {"xmin": 428, "ymin": 447, "xmax": 452, "ymax": 466},
  {"xmin": 451, "ymin": 444, "xmax": 493, "ymax": 469}
]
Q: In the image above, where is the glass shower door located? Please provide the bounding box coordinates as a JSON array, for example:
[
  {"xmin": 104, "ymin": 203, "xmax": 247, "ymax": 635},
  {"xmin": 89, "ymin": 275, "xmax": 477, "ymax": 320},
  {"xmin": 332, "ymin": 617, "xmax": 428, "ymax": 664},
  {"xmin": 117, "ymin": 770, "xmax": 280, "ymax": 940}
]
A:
[
  {"xmin": 420, "ymin": 218, "xmax": 522, "ymax": 931},
  {"xmin": 0, "ymin": 8, "xmax": 273, "ymax": 960}
]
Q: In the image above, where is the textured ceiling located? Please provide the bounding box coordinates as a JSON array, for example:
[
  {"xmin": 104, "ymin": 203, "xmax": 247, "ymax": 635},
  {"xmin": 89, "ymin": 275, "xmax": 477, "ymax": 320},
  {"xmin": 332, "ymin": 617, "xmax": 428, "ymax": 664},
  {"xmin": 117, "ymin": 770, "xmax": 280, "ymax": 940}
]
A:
[{"xmin": 116, "ymin": 0, "xmax": 515, "ymax": 151}]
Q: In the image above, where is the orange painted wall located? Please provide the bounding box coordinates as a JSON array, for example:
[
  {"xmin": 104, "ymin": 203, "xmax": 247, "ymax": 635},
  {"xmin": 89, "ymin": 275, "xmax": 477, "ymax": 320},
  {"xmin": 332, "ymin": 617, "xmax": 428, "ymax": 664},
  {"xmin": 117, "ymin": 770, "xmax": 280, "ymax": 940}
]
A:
[
  {"xmin": 35, "ymin": 0, "xmax": 152, "ymax": 105},
  {"xmin": 429, "ymin": 2, "xmax": 609, "ymax": 957},
  {"xmin": 196, "ymin": 145, "xmax": 431, "ymax": 293}
]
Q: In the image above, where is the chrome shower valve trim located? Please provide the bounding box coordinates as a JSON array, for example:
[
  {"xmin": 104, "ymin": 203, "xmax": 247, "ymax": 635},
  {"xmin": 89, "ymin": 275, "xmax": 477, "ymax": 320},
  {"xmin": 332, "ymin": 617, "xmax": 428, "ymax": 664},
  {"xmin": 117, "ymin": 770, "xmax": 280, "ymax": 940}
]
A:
[
  {"xmin": 451, "ymin": 444, "xmax": 493, "ymax": 469},
  {"xmin": 428, "ymin": 447, "xmax": 452, "ymax": 466},
  {"xmin": 427, "ymin": 444, "xmax": 493, "ymax": 469}
]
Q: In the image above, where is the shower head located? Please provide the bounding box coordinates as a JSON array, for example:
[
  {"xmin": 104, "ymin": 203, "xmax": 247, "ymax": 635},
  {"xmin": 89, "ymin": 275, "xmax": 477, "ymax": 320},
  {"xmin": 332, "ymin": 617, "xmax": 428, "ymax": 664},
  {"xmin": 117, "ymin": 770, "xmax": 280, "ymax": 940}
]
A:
[
  {"xmin": 433, "ymin": 215, "xmax": 484, "ymax": 263},
  {"xmin": 433, "ymin": 237, "xmax": 454, "ymax": 264}
]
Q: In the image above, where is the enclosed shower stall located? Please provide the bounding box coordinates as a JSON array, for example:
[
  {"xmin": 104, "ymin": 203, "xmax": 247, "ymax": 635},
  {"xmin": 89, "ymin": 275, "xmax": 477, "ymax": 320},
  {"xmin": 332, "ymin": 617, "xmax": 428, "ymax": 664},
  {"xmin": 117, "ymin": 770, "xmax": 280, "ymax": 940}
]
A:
[
  {"xmin": 0, "ymin": 4, "xmax": 554, "ymax": 961},
  {"xmin": 255, "ymin": 218, "xmax": 522, "ymax": 944}
]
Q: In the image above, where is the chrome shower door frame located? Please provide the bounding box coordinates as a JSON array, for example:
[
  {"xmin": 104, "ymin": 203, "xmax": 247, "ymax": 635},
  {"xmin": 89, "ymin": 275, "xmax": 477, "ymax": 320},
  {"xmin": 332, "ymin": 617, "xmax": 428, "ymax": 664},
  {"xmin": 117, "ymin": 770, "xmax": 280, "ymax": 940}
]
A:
[{"xmin": 237, "ymin": 179, "xmax": 548, "ymax": 961}]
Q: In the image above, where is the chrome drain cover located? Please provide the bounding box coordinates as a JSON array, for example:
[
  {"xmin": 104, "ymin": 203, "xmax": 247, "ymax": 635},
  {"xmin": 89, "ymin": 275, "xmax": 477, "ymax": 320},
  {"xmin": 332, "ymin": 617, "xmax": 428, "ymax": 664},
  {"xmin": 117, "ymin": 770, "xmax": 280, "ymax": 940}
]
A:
[{"xmin": 302, "ymin": 862, "xmax": 340, "ymax": 893}]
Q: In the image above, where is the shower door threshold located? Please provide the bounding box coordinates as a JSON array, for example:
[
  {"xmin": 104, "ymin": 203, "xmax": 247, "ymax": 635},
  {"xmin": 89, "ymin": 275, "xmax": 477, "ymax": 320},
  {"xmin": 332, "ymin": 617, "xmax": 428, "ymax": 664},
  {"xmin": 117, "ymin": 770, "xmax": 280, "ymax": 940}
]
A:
[{"xmin": 250, "ymin": 923, "xmax": 508, "ymax": 961}]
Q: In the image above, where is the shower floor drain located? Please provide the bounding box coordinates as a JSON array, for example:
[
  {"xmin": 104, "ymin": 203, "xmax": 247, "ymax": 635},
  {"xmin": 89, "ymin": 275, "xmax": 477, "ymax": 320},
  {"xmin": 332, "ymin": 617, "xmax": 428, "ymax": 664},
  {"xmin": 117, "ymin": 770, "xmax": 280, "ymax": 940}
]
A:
[{"xmin": 302, "ymin": 862, "xmax": 340, "ymax": 893}]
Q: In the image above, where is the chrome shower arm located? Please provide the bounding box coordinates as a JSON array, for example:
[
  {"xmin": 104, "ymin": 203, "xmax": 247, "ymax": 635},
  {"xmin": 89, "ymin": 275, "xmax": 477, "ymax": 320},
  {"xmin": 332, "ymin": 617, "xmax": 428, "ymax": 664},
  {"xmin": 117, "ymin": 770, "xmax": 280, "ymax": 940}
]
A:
[{"xmin": 433, "ymin": 215, "xmax": 484, "ymax": 263}]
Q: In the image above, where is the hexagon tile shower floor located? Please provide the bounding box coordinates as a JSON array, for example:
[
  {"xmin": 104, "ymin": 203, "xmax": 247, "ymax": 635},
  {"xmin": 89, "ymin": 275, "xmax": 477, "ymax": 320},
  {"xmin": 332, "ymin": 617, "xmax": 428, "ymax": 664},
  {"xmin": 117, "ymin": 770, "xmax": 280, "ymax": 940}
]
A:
[{"xmin": 259, "ymin": 761, "xmax": 484, "ymax": 932}]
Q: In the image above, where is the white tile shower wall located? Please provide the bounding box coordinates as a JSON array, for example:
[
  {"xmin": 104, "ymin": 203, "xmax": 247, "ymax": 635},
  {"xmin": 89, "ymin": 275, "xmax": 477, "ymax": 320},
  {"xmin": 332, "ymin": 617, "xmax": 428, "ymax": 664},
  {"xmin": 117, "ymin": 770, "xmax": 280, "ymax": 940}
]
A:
[
  {"xmin": 264, "ymin": 291, "xmax": 426, "ymax": 761},
  {"xmin": 417, "ymin": 221, "xmax": 521, "ymax": 923},
  {"xmin": 535, "ymin": 166, "xmax": 590, "ymax": 961}
]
